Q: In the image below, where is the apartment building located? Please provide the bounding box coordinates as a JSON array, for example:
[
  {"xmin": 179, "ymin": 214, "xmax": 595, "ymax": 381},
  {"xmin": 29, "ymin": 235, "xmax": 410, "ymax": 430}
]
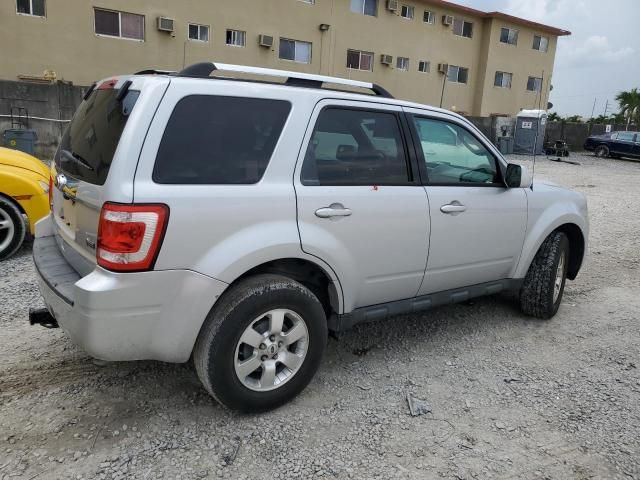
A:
[{"xmin": 1, "ymin": 0, "xmax": 569, "ymax": 116}]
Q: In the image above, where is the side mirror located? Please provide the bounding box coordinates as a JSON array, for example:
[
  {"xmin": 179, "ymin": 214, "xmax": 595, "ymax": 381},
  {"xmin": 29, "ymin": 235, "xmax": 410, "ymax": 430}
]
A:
[{"xmin": 505, "ymin": 163, "xmax": 532, "ymax": 188}]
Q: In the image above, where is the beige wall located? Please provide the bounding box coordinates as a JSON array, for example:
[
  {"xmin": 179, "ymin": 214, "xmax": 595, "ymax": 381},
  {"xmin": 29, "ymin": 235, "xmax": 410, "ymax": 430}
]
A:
[{"xmin": 0, "ymin": 0, "xmax": 562, "ymax": 116}]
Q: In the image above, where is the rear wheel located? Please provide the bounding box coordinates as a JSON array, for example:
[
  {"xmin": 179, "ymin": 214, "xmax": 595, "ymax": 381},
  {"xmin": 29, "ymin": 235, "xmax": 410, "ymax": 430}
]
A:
[
  {"xmin": 0, "ymin": 197, "xmax": 26, "ymax": 261},
  {"xmin": 193, "ymin": 274, "xmax": 327, "ymax": 412},
  {"xmin": 520, "ymin": 231, "xmax": 569, "ymax": 319},
  {"xmin": 594, "ymin": 145, "xmax": 609, "ymax": 158}
]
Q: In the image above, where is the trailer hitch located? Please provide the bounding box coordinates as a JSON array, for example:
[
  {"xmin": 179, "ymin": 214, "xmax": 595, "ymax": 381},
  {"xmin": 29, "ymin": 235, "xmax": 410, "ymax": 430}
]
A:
[{"xmin": 29, "ymin": 307, "xmax": 59, "ymax": 329}]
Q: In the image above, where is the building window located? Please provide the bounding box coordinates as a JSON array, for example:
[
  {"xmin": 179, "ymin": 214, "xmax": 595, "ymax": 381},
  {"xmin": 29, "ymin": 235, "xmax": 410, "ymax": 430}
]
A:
[
  {"xmin": 499, "ymin": 27, "xmax": 518, "ymax": 45},
  {"xmin": 226, "ymin": 29, "xmax": 246, "ymax": 47},
  {"xmin": 532, "ymin": 35, "xmax": 549, "ymax": 52},
  {"xmin": 494, "ymin": 71, "xmax": 512, "ymax": 88},
  {"xmin": 418, "ymin": 61, "xmax": 430, "ymax": 73},
  {"xmin": 279, "ymin": 38, "xmax": 312, "ymax": 64},
  {"xmin": 396, "ymin": 57, "xmax": 409, "ymax": 71},
  {"xmin": 400, "ymin": 5, "xmax": 414, "ymax": 19},
  {"xmin": 16, "ymin": 0, "xmax": 45, "ymax": 16},
  {"xmin": 423, "ymin": 10, "xmax": 435, "ymax": 24},
  {"xmin": 346, "ymin": 49, "xmax": 374, "ymax": 71},
  {"xmin": 527, "ymin": 76, "xmax": 543, "ymax": 92},
  {"xmin": 188, "ymin": 23, "xmax": 209, "ymax": 42},
  {"xmin": 94, "ymin": 8, "xmax": 144, "ymax": 40},
  {"xmin": 447, "ymin": 65, "xmax": 468, "ymax": 84},
  {"xmin": 350, "ymin": 0, "xmax": 377, "ymax": 16},
  {"xmin": 453, "ymin": 18, "xmax": 473, "ymax": 38}
]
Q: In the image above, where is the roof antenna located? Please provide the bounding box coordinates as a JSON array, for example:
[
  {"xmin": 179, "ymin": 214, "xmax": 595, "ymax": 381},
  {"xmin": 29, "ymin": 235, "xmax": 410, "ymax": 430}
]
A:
[{"xmin": 530, "ymin": 115, "xmax": 541, "ymax": 191}]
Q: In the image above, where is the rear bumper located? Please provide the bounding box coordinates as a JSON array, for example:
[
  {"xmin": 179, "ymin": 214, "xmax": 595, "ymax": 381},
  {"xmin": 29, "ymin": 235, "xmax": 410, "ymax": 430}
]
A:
[{"xmin": 33, "ymin": 217, "xmax": 228, "ymax": 363}]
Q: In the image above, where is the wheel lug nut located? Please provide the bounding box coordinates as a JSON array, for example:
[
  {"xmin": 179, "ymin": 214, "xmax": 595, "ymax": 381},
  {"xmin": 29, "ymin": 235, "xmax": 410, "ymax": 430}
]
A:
[
  {"xmin": 261, "ymin": 355, "xmax": 267, "ymax": 361},
  {"xmin": 259, "ymin": 343, "xmax": 266, "ymax": 350},
  {"xmin": 278, "ymin": 341, "xmax": 283, "ymax": 347},
  {"xmin": 269, "ymin": 335, "xmax": 276, "ymax": 341}
]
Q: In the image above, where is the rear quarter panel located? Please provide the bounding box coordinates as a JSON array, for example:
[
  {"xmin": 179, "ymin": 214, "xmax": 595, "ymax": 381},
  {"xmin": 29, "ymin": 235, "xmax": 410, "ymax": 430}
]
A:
[
  {"xmin": 131, "ymin": 80, "xmax": 343, "ymax": 310},
  {"xmin": 0, "ymin": 165, "xmax": 49, "ymax": 233}
]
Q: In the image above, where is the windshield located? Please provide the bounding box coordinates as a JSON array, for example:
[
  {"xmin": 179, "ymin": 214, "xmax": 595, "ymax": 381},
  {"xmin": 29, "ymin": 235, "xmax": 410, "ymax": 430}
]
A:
[{"xmin": 55, "ymin": 87, "xmax": 139, "ymax": 185}]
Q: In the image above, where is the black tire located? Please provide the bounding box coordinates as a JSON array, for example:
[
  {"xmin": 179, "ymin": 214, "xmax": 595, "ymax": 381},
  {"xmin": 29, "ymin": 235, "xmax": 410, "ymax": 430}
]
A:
[
  {"xmin": 0, "ymin": 196, "xmax": 26, "ymax": 261},
  {"xmin": 520, "ymin": 231, "xmax": 569, "ymax": 319},
  {"xmin": 594, "ymin": 145, "xmax": 609, "ymax": 158},
  {"xmin": 193, "ymin": 274, "xmax": 327, "ymax": 412}
]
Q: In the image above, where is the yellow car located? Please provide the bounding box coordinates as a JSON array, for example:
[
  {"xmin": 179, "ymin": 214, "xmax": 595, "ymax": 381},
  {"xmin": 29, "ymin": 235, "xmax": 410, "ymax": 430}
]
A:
[{"xmin": 0, "ymin": 147, "xmax": 51, "ymax": 260}]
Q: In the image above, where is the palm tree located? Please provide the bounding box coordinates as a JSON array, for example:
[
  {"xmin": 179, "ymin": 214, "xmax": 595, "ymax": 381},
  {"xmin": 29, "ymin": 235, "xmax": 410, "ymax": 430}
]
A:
[
  {"xmin": 615, "ymin": 88, "xmax": 640, "ymax": 130},
  {"xmin": 547, "ymin": 112, "xmax": 561, "ymax": 122}
]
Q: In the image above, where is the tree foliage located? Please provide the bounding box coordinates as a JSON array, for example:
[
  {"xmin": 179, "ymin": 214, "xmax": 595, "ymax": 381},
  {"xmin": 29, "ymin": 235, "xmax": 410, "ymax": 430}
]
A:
[{"xmin": 615, "ymin": 88, "xmax": 640, "ymax": 129}]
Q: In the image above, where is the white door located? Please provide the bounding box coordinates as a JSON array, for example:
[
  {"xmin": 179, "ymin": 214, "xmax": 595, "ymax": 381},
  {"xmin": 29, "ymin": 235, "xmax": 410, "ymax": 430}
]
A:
[
  {"xmin": 405, "ymin": 111, "xmax": 527, "ymax": 295},
  {"xmin": 294, "ymin": 101, "xmax": 430, "ymax": 312}
]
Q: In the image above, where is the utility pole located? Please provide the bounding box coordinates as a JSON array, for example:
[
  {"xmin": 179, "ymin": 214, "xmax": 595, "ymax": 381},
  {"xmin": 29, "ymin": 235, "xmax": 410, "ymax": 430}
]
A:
[
  {"xmin": 590, "ymin": 98, "xmax": 597, "ymax": 120},
  {"xmin": 603, "ymin": 99, "xmax": 609, "ymax": 117}
]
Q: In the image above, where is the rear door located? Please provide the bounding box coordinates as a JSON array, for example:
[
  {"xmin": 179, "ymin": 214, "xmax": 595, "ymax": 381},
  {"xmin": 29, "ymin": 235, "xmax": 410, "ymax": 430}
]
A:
[
  {"xmin": 610, "ymin": 131, "xmax": 636, "ymax": 156},
  {"xmin": 404, "ymin": 109, "xmax": 527, "ymax": 294},
  {"xmin": 294, "ymin": 100, "xmax": 430, "ymax": 312},
  {"xmin": 51, "ymin": 76, "xmax": 168, "ymax": 275}
]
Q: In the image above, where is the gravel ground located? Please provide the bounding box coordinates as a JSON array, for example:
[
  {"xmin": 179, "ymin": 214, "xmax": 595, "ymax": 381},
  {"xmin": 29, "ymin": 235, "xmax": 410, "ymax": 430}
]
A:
[{"xmin": 1, "ymin": 153, "xmax": 639, "ymax": 480}]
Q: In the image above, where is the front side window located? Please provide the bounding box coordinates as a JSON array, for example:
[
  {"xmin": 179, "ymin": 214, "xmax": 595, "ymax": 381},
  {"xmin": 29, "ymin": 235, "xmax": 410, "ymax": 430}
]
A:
[
  {"xmin": 188, "ymin": 23, "xmax": 209, "ymax": 42},
  {"xmin": 453, "ymin": 18, "xmax": 473, "ymax": 38},
  {"xmin": 527, "ymin": 76, "xmax": 543, "ymax": 92},
  {"xmin": 17, "ymin": 0, "xmax": 45, "ymax": 16},
  {"xmin": 350, "ymin": 0, "xmax": 377, "ymax": 16},
  {"xmin": 411, "ymin": 116, "xmax": 498, "ymax": 185},
  {"xmin": 153, "ymin": 96, "xmax": 291, "ymax": 184},
  {"xmin": 94, "ymin": 8, "xmax": 144, "ymax": 40},
  {"xmin": 279, "ymin": 38, "xmax": 312, "ymax": 64},
  {"xmin": 226, "ymin": 29, "xmax": 246, "ymax": 47},
  {"xmin": 346, "ymin": 49, "xmax": 374, "ymax": 71},
  {"xmin": 447, "ymin": 65, "xmax": 468, "ymax": 84},
  {"xmin": 418, "ymin": 60, "xmax": 430, "ymax": 73},
  {"xmin": 396, "ymin": 57, "xmax": 409, "ymax": 71},
  {"xmin": 494, "ymin": 71, "xmax": 512, "ymax": 88},
  {"xmin": 532, "ymin": 35, "xmax": 549, "ymax": 52},
  {"xmin": 500, "ymin": 27, "xmax": 518, "ymax": 45},
  {"xmin": 400, "ymin": 5, "xmax": 414, "ymax": 19},
  {"xmin": 301, "ymin": 108, "xmax": 410, "ymax": 186},
  {"xmin": 423, "ymin": 10, "xmax": 434, "ymax": 23}
]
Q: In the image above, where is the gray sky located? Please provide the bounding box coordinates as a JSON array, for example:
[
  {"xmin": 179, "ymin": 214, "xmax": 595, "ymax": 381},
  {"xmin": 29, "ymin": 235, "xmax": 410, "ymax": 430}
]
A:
[{"xmin": 455, "ymin": 0, "xmax": 640, "ymax": 117}]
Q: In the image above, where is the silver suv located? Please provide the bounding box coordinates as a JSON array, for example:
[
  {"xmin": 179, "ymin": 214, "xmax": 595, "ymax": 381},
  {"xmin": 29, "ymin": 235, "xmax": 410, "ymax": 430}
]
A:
[{"xmin": 32, "ymin": 63, "xmax": 588, "ymax": 412}]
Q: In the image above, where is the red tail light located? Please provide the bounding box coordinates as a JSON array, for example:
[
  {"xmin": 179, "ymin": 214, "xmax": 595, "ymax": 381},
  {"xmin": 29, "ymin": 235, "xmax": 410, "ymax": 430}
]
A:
[
  {"xmin": 48, "ymin": 176, "xmax": 53, "ymax": 208},
  {"xmin": 97, "ymin": 203, "xmax": 169, "ymax": 272}
]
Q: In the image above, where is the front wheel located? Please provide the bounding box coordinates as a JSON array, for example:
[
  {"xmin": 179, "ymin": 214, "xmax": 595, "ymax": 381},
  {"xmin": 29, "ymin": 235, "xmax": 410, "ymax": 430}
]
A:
[
  {"xmin": 0, "ymin": 197, "xmax": 26, "ymax": 261},
  {"xmin": 594, "ymin": 145, "xmax": 609, "ymax": 158},
  {"xmin": 193, "ymin": 274, "xmax": 327, "ymax": 412},
  {"xmin": 520, "ymin": 231, "xmax": 569, "ymax": 319}
]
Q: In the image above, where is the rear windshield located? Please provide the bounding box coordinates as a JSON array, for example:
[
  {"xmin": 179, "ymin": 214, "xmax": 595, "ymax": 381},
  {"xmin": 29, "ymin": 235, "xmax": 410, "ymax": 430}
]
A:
[
  {"xmin": 55, "ymin": 87, "xmax": 139, "ymax": 185},
  {"xmin": 152, "ymin": 95, "xmax": 291, "ymax": 184}
]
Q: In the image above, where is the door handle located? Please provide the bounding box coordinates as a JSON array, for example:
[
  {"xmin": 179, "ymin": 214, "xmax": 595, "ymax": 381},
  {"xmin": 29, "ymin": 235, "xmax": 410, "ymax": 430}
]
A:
[
  {"xmin": 440, "ymin": 203, "xmax": 467, "ymax": 214},
  {"xmin": 315, "ymin": 204, "xmax": 352, "ymax": 218}
]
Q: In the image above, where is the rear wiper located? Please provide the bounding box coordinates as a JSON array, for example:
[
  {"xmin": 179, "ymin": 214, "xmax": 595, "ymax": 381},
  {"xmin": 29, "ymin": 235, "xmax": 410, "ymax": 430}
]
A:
[{"xmin": 61, "ymin": 149, "xmax": 94, "ymax": 171}]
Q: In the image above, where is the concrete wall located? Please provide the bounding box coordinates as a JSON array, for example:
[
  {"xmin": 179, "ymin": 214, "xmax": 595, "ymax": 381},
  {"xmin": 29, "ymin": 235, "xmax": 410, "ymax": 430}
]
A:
[
  {"xmin": 0, "ymin": 81, "xmax": 86, "ymax": 159},
  {"xmin": 0, "ymin": 0, "xmax": 566, "ymax": 116}
]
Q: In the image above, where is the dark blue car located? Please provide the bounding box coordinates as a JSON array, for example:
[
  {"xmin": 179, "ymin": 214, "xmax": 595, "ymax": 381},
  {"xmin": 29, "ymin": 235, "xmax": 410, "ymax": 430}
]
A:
[{"xmin": 584, "ymin": 131, "xmax": 640, "ymax": 159}]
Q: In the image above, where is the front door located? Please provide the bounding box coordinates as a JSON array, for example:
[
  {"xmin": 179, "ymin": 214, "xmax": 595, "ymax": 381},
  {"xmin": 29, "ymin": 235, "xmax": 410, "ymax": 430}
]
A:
[
  {"xmin": 405, "ymin": 110, "xmax": 528, "ymax": 295},
  {"xmin": 295, "ymin": 101, "xmax": 430, "ymax": 312}
]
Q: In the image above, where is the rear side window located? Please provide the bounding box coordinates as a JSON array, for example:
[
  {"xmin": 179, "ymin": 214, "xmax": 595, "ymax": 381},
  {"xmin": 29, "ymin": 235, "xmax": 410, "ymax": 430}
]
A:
[
  {"xmin": 153, "ymin": 96, "xmax": 291, "ymax": 184},
  {"xmin": 301, "ymin": 108, "xmax": 410, "ymax": 186},
  {"xmin": 55, "ymin": 87, "xmax": 140, "ymax": 185}
]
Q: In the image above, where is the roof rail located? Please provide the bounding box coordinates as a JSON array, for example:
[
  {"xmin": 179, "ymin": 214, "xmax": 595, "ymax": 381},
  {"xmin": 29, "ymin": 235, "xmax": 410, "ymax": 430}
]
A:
[
  {"xmin": 177, "ymin": 62, "xmax": 393, "ymax": 98},
  {"xmin": 135, "ymin": 68, "xmax": 177, "ymax": 75}
]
